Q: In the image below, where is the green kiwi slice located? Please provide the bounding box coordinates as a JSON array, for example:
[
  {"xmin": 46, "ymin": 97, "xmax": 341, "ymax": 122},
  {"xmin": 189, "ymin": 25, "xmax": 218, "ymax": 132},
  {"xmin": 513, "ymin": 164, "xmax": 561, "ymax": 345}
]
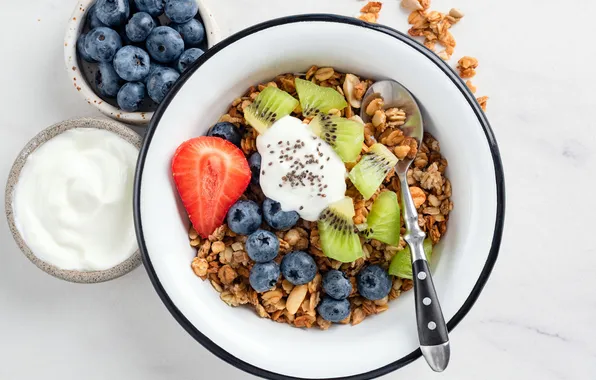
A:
[
  {"xmin": 364, "ymin": 191, "xmax": 400, "ymax": 245},
  {"xmin": 348, "ymin": 143, "xmax": 398, "ymax": 200},
  {"xmin": 295, "ymin": 78, "xmax": 348, "ymax": 117},
  {"xmin": 309, "ymin": 114, "xmax": 364, "ymax": 162},
  {"xmin": 318, "ymin": 197, "xmax": 363, "ymax": 263},
  {"xmin": 388, "ymin": 239, "xmax": 433, "ymax": 279},
  {"xmin": 244, "ymin": 87, "xmax": 299, "ymax": 134}
]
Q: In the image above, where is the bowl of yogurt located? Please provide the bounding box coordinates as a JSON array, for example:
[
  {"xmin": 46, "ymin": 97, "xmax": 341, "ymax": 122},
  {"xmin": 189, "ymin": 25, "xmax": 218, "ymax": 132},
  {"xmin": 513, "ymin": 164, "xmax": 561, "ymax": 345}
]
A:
[{"xmin": 5, "ymin": 118, "xmax": 142, "ymax": 283}]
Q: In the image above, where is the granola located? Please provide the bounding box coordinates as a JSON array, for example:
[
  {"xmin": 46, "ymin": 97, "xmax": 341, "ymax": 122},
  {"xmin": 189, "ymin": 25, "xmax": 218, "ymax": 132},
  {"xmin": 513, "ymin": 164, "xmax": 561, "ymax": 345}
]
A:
[
  {"xmin": 189, "ymin": 68, "xmax": 453, "ymax": 329},
  {"xmin": 359, "ymin": 1, "xmax": 383, "ymax": 23}
]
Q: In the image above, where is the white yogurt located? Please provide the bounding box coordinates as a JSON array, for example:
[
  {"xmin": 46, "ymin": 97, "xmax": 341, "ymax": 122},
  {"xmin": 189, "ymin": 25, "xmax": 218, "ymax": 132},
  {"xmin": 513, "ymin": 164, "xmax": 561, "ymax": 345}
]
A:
[
  {"xmin": 13, "ymin": 128, "xmax": 139, "ymax": 271},
  {"xmin": 256, "ymin": 116, "xmax": 347, "ymax": 221}
]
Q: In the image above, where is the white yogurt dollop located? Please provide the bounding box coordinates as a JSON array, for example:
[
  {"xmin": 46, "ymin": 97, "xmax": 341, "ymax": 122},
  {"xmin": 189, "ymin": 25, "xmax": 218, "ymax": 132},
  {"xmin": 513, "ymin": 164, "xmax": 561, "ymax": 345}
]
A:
[
  {"xmin": 256, "ymin": 116, "xmax": 347, "ymax": 221},
  {"xmin": 13, "ymin": 128, "xmax": 139, "ymax": 271}
]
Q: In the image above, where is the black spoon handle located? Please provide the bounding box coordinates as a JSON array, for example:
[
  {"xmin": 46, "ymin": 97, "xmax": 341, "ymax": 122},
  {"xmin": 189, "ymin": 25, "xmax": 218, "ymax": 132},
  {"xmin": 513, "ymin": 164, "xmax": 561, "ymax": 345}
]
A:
[{"xmin": 412, "ymin": 258, "xmax": 448, "ymax": 346}]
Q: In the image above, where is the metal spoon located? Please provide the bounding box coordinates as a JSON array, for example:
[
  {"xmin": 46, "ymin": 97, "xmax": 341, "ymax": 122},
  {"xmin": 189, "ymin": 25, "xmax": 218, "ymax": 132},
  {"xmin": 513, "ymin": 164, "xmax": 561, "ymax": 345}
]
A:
[{"xmin": 360, "ymin": 80, "xmax": 450, "ymax": 372}]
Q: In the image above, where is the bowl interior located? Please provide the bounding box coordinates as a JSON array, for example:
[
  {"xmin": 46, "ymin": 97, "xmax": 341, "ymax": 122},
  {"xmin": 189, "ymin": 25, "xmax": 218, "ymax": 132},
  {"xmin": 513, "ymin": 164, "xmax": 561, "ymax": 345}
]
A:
[{"xmin": 136, "ymin": 19, "xmax": 500, "ymax": 379}]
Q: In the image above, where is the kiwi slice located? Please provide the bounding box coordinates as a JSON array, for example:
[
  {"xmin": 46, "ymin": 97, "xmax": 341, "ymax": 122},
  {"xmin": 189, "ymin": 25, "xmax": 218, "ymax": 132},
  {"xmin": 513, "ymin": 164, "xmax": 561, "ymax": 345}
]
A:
[
  {"xmin": 318, "ymin": 197, "xmax": 363, "ymax": 263},
  {"xmin": 388, "ymin": 239, "xmax": 433, "ymax": 279},
  {"xmin": 295, "ymin": 78, "xmax": 348, "ymax": 117},
  {"xmin": 309, "ymin": 114, "xmax": 364, "ymax": 162},
  {"xmin": 364, "ymin": 191, "xmax": 400, "ymax": 246},
  {"xmin": 348, "ymin": 143, "xmax": 398, "ymax": 200},
  {"xmin": 244, "ymin": 87, "xmax": 299, "ymax": 134}
]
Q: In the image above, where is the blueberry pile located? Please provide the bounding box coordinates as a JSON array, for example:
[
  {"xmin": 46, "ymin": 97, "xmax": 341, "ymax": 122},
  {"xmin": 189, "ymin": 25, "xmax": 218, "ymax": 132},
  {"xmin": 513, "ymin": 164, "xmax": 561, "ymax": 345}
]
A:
[
  {"xmin": 223, "ymin": 189, "xmax": 316, "ymax": 294},
  {"xmin": 77, "ymin": 0, "xmax": 206, "ymax": 112},
  {"xmin": 317, "ymin": 270, "xmax": 352, "ymax": 322}
]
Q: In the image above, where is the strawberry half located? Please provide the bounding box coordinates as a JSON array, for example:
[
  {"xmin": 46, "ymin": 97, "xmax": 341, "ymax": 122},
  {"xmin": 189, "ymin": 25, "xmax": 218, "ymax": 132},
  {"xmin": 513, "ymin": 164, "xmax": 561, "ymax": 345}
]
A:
[{"xmin": 172, "ymin": 136, "xmax": 251, "ymax": 239}]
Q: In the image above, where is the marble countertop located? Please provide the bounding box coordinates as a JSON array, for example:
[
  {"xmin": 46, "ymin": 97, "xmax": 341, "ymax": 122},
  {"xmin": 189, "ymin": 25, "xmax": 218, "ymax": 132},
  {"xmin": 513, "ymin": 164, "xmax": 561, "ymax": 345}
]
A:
[{"xmin": 1, "ymin": 0, "xmax": 595, "ymax": 379}]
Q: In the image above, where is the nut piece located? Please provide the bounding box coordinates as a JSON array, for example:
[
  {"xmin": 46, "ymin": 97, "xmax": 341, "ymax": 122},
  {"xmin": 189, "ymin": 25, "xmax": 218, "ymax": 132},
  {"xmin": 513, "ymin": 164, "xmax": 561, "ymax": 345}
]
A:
[
  {"xmin": 366, "ymin": 98, "xmax": 384, "ymax": 116},
  {"xmin": 449, "ymin": 8, "xmax": 464, "ymax": 19},
  {"xmin": 372, "ymin": 110, "xmax": 386, "ymax": 127},
  {"xmin": 394, "ymin": 145, "xmax": 411, "ymax": 160},
  {"xmin": 401, "ymin": 0, "xmax": 423, "ymax": 11},
  {"xmin": 343, "ymin": 74, "xmax": 363, "ymax": 108},
  {"xmin": 409, "ymin": 186, "xmax": 427, "ymax": 208},
  {"xmin": 286, "ymin": 284, "xmax": 308, "ymax": 315},
  {"xmin": 315, "ymin": 67, "xmax": 335, "ymax": 82}
]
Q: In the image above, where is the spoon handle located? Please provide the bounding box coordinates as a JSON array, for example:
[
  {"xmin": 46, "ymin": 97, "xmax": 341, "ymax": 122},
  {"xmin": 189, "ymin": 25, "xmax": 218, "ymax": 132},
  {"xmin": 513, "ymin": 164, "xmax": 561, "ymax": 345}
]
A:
[{"xmin": 399, "ymin": 174, "xmax": 450, "ymax": 372}]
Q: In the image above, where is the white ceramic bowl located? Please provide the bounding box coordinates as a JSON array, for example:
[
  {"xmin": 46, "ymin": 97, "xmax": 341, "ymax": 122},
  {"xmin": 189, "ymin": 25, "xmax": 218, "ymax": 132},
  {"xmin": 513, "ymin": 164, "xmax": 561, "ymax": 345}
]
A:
[
  {"xmin": 6, "ymin": 118, "xmax": 142, "ymax": 283},
  {"xmin": 134, "ymin": 15, "xmax": 505, "ymax": 379},
  {"xmin": 64, "ymin": 0, "xmax": 221, "ymax": 126}
]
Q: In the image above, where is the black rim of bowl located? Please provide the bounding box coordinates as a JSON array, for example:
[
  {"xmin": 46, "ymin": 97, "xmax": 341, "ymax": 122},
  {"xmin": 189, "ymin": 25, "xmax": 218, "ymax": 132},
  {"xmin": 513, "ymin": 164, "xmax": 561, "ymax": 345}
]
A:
[{"xmin": 134, "ymin": 14, "xmax": 506, "ymax": 380}]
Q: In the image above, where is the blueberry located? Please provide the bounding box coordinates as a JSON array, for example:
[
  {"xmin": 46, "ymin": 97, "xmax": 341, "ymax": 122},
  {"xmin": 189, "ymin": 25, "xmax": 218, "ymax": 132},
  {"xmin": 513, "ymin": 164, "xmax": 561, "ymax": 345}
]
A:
[
  {"xmin": 87, "ymin": 4, "xmax": 106, "ymax": 29},
  {"xmin": 117, "ymin": 82, "xmax": 146, "ymax": 112},
  {"xmin": 317, "ymin": 296, "xmax": 350, "ymax": 323},
  {"xmin": 125, "ymin": 12, "xmax": 156, "ymax": 42},
  {"xmin": 77, "ymin": 34, "xmax": 96, "ymax": 63},
  {"xmin": 95, "ymin": 0, "xmax": 130, "ymax": 27},
  {"xmin": 323, "ymin": 270, "xmax": 352, "ymax": 300},
  {"xmin": 145, "ymin": 61, "xmax": 164, "ymax": 83},
  {"xmin": 170, "ymin": 19, "xmax": 205, "ymax": 47},
  {"xmin": 246, "ymin": 230, "xmax": 279, "ymax": 263},
  {"xmin": 280, "ymin": 251, "xmax": 317, "ymax": 285},
  {"xmin": 165, "ymin": 0, "xmax": 199, "ymax": 23},
  {"xmin": 249, "ymin": 262, "xmax": 281, "ymax": 293},
  {"xmin": 146, "ymin": 26, "xmax": 184, "ymax": 63},
  {"xmin": 113, "ymin": 46, "xmax": 151, "ymax": 81},
  {"xmin": 84, "ymin": 27, "xmax": 122, "ymax": 62},
  {"xmin": 176, "ymin": 48, "xmax": 204, "ymax": 73},
  {"xmin": 262, "ymin": 198, "xmax": 299, "ymax": 231},
  {"xmin": 248, "ymin": 152, "xmax": 261, "ymax": 185},
  {"xmin": 226, "ymin": 200, "xmax": 262, "ymax": 235},
  {"xmin": 118, "ymin": 27, "xmax": 134, "ymax": 46},
  {"xmin": 357, "ymin": 265, "xmax": 392, "ymax": 301},
  {"xmin": 95, "ymin": 62, "xmax": 123, "ymax": 97},
  {"xmin": 134, "ymin": 0, "xmax": 165, "ymax": 17},
  {"xmin": 206, "ymin": 122, "xmax": 242, "ymax": 147},
  {"xmin": 146, "ymin": 66, "xmax": 179, "ymax": 103}
]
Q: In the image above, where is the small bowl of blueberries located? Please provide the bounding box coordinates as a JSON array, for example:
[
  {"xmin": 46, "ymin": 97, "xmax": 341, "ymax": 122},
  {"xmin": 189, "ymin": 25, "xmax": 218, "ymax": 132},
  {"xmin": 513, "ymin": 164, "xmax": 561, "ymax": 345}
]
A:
[{"xmin": 65, "ymin": 0, "xmax": 221, "ymax": 125}]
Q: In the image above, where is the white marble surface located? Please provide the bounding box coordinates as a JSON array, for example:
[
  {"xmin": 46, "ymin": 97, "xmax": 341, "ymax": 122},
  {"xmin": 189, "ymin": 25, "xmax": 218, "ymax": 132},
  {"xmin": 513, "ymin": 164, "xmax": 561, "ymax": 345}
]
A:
[{"xmin": 1, "ymin": 0, "xmax": 595, "ymax": 379}]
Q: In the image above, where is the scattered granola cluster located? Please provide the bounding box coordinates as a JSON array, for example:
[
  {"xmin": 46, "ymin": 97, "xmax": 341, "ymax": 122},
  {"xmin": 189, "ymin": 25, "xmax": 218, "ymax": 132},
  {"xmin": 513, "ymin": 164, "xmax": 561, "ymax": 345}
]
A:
[
  {"xmin": 358, "ymin": 2, "xmax": 383, "ymax": 23},
  {"xmin": 356, "ymin": 1, "xmax": 489, "ymax": 111},
  {"xmin": 402, "ymin": 1, "xmax": 462, "ymax": 61},
  {"xmin": 189, "ymin": 67, "xmax": 454, "ymax": 329},
  {"xmin": 400, "ymin": 0, "xmax": 488, "ymax": 111}
]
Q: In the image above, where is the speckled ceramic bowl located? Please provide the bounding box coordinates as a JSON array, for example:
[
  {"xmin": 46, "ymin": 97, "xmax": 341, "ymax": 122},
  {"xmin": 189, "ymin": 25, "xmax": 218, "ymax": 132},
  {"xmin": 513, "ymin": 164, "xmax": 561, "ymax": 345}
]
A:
[
  {"xmin": 64, "ymin": 0, "xmax": 222, "ymax": 126},
  {"xmin": 5, "ymin": 118, "xmax": 143, "ymax": 283}
]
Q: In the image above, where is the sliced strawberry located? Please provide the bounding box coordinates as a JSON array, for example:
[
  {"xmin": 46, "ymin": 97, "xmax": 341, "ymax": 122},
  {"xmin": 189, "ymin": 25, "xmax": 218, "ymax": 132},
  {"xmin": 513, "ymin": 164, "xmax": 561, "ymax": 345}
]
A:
[{"xmin": 172, "ymin": 136, "xmax": 251, "ymax": 239}]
